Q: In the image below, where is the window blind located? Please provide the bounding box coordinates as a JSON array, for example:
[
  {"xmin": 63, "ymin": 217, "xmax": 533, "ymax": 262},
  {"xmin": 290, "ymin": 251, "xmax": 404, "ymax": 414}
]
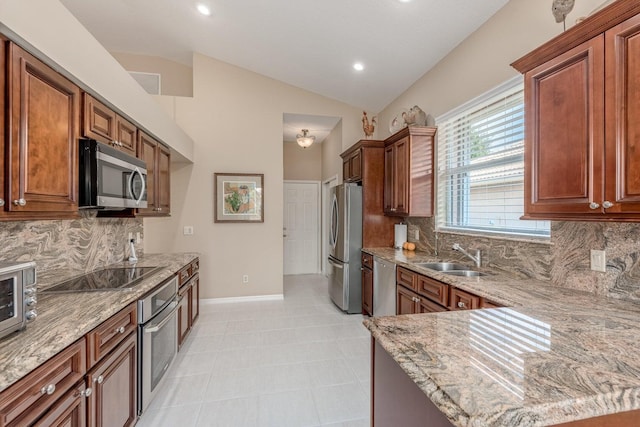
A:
[{"xmin": 436, "ymin": 78, "xmax": 550, "ymax": 237}]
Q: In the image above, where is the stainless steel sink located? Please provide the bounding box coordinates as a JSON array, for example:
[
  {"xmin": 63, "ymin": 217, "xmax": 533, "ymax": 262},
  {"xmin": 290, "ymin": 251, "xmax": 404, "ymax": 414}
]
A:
[
  {"xmin": 442, "ymin": 270, "xmax": 486, "ymax": 277},
  {"xmin": 413, "ymin": 262, "xmax": 470, "ymax": 271}
]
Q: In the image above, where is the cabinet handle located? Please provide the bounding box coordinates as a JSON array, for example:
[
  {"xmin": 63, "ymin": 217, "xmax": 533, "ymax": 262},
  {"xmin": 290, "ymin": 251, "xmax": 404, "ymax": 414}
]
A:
[
  {"xmin": 41, "ymin": 384, "xmax": 56, "ymax": 395},
  {"xmin": 115, "ymin": 326, "xmax": 125, "ymax": 334},
  {"xmin": 603, "ymin": 201, "xmax": 614, "ymax": 209},
  {"xmin": 79, "ymin": 387, "xmax": 92, "ymax": 398},
  {"xmin": 94, "ymin": 375, "xmax": 104, "ymax": 384},
  {"xmin": 589, "ymin": 202, "xmax": 600, "ymax": 210},
  {"xmin": 0, "ymin": 198, "xmax": 4, "ymax": 207},
  {"xmin": 458, "ymin": 301, "xmax": 466, "ymax": 309},
  {"xmin": 13, "ymin": 198, "xmax": 26, "ymax": 206}
]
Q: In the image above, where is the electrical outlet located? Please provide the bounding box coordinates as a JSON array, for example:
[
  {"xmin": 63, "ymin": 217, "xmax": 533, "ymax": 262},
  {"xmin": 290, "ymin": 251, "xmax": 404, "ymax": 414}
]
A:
[
  {"xmin": 242, "ymin": 275, "xmax": 249, "ymax": 284},
  {"xmin": 413, "ymin": 229, "xmax": 420, "ymax": 241},
  {"xmin": 183, "ymin": 226, "xmax": 194, "ymax": 235},
  {"xmin": 590, "ymin": 249, "xmax": 606, "ymax": 272}
]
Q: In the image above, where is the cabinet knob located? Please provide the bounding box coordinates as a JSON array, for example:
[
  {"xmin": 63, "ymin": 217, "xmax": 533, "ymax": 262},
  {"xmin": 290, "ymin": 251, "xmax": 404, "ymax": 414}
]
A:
[
  {"xmin": 603, "ymin": 201, "xmax": 614, "ymax": 209},
  {"xmin": 94, "ymin": 375, "xmax": 104, "ymax": 384},
  {"xmin": 458, "ymin": 301, "xmax": 466, "ymax": 309},
  {"xmin": 41, "ymin": 384, "xmax": 56, "ymax": 395},
  {"xmin": 589, "ymin": 202, "xmax": 600, "ymax": 210},
  {"xmin": 115, "ymin": 326, "xmax": 125, "ymax": 334},
  {"xmin": 13, "ymin": 198, "xmax": 26, "ymax": 206},
  {"xmin": 80, "ymin": 387, "xmax": 92, "ymax": 398},
  {"xmin": 0, "ymin": 198, "xmax": 4, "ymax": 207}
]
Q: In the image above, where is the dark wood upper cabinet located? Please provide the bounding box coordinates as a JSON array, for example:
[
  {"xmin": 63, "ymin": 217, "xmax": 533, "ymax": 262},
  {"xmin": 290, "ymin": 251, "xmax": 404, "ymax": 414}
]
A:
[
  {"xmin": 3, "ymin": 42, "xmax": 80, "ymax": 220},
  {"xmin": 137, "ymin": 131, "xmax": 171, "ymax": 216},
  {"xmin": 513, "ymin": 1, "xmax": 640, "ymax": 221},
  {"xmin": 83, "ymin": 94, "xmax": 137, "ymax": 157},
  {"xmin": 383, "ymin": 126, "xmax": 436, "ymax": 217},
  {"xmin": 340, "ymin": 140, "xmax": 396, "ymax": 247}
]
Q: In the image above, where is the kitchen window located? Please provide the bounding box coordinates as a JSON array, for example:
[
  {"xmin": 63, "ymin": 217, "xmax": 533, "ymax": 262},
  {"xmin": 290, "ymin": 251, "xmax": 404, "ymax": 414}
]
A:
[{"xmin": 436, "ymin": 77, "xmax": 550, "ymax": 237}]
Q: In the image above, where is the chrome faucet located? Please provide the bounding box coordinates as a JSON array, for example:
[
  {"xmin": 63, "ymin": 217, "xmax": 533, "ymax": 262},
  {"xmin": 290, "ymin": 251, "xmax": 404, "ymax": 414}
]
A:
[{"xmin": 452, "ymin": 243, "xmax": 481, "ymax": 268}]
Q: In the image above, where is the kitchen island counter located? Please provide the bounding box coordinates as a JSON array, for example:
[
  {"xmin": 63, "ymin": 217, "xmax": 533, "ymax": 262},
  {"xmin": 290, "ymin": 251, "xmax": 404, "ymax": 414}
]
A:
[
  {"xmin": 363, "ymin": 247, "xmax": 640, "ymax": 426},
  {"xmin": 0, "ymin": 252, "xmax": 199, "ymax": 393}
]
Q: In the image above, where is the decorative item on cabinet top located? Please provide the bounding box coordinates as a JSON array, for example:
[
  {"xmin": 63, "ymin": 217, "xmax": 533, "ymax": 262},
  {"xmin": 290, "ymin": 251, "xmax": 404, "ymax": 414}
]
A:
[
  {"xmin": 214, "ymin": 173, "xmax": 264, "ymax": 223},
  {"xmin": 362, "ymin": 111, "xmax": 376, "ymax": 139},
  {"xmin": 388, "ymin": 105, "xmax": 435, "ymax": 133}
]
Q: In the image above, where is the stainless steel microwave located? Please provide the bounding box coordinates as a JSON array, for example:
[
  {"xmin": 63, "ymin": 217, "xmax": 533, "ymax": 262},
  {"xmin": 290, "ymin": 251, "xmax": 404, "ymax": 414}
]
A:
[{"xmin": 79, "ymin": 139, "xmax": 148, "ymax": 210}]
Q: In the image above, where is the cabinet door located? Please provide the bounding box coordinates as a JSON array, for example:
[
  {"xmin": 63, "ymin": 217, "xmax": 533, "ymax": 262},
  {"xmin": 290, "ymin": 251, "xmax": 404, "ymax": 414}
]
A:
[
  {"xmin": 137, "ymin": 132, "xmax": 157, "ymax": 215},
  {"xmin": 350, "ymin": 149, "xmax": 362, "ymax": 182},
  {"xmin": 191, "ymin": 274, "xmax": 199, "ymax": 325},
  {"xmin": 396, "ymin": 285, "xmax": 417, "ymax": 315},
  {"xmin": 177, "ymin": 285, "xmax": 191, "ymax": 349},
  {"xmin": 605, "ymin": 14, "xmax": 640, "ymax": 213},
  {"xmin": 396, "ymin": 267, "xmax": 417, "ymax": 292},
  {"xmin": 87, "ymin": 333, "xmax": 137, "ymax": 427},
  {"xmin": 419, "ymin": 298, "xmax": 447, "ymax": 314},
  {"xmin": 343, "ymin": 159, "xmax": 351, "ymax": 182},
  {"xmin": 417, "ymin": 276, "xmax": 449, "ymax": 307},
  {"xmin": 523, "ymin": 37, "xmax": 605, "ymax": 217},
  {"xmin": 156, "ymin": 144, "xmax": 171, "ymax": 215},
  {"xmin": 83, "ymin": 94, "xmax": 116, "ymax": 145},
  {"xmin": 6, "ymin": 43, "xmax": 79, "ymax": 216},
  {"xmin": 393, "ymin": 137, "xmax": 409, "ymax": 215},
  {"xmin": 362, "ymin": 267, "xmax": 373, "ymax": 316},
  {"xmin": 115, "ymin": 116, "xmax": 137, "ymax": 157},
  {"xmin": 33, "ymin": 383, "xmax": 87, "ymax": 427},
  {"xmin": 383, "ymin": 145, "xmax": 394, "ymax": 213}
]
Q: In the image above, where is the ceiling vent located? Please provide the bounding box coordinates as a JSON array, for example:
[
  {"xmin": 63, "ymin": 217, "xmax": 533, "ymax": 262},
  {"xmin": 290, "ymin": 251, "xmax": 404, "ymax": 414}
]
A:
[{"xmin": 128, "ymin": 71, "xmax": 161, "ymax": 95}]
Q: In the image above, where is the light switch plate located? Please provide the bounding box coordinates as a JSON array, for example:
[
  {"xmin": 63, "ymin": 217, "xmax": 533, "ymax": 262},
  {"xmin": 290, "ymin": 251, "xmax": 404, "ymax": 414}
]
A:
[
  {"xmin": 590, "ymin": 249, "xmax": 606, "ymax": 272},
  {"xmin": 183, "ymin": 226, "xmax": 194, "ymax": 236}
]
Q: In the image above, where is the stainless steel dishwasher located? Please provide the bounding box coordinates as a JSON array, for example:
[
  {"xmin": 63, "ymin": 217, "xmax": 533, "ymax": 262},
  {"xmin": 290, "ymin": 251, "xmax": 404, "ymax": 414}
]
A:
[{"xmin": 373, "ymin": 256, "xmax": 397, "ymax": 316}]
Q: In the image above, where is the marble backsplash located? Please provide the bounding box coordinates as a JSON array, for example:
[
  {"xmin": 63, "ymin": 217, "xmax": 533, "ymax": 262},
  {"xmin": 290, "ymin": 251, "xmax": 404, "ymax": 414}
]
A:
[
  {"xmin": 406, "ymin": 217, "xmax": 640, "ymax": 302},
  {"xmin": 0, "ymin": 211, "xmax": 143, "ymax": 275}
]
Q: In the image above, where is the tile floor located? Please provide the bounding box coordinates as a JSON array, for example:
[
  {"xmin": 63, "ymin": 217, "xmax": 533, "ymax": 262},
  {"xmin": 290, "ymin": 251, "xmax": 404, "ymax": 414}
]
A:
[{"xmin": 138, "ymin": 274, "xmax": 371, "ymax": 427}]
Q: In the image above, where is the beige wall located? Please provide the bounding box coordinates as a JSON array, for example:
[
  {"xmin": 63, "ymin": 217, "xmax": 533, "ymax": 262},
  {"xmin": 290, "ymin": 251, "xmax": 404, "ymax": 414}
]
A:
[
  {"xmin": 322, "ymin": 121, "xmax": 344, "ymax": 183},
  {"xmin": 283, "ymin": 141, "xmax": 322, "ymax": 181},
  {"xmin": 144, "ymin": 53, "xmax": 363, "ymax": 299},
  {"xmin": 111, "ymin": 52, "xmax": 193, "ymax": 97},
  {"xmin": 377, "ymin": 0, "xmax": 606, "ymax": 134}
]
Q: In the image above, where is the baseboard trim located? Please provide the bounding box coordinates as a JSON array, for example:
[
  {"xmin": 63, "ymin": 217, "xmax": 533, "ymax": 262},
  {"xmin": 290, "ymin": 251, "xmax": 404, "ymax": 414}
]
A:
[{"xmin": 201, "ymin": 294, "xmax": 284, "ymax": 304}]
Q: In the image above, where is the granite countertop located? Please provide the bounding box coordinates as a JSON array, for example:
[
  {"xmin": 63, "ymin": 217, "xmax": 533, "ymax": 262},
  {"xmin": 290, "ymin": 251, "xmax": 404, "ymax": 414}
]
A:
[
  {"xmin": 0, "ymin": 252, "xmax": 199, "ymax": 393},
  {"xmin": 363, "ymin": 247, "xmax": 640, "ymax": 426}
]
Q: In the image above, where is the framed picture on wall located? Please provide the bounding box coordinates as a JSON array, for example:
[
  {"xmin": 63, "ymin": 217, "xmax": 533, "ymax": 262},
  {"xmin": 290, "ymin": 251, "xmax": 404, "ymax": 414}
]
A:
[{"xmin": 214, "ymin": 173, "xmax": 264, "ymax": 223}]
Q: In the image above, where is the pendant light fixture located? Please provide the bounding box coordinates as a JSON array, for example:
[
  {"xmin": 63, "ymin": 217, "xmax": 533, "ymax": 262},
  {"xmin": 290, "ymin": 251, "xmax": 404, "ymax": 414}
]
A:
[{"xmin": 296, "ymin": 129, "xmax": 315, "ymax": 148}]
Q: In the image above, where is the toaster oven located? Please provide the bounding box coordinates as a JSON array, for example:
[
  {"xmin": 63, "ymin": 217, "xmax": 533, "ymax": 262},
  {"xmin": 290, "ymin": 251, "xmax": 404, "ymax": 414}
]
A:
[{"xmin": 0, "ymin": 261, "xmax": 37, "ymax": 340}]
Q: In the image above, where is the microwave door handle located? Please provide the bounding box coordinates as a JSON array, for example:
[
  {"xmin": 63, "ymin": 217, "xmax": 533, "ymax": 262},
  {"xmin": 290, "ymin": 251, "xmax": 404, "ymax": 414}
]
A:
[{"xmin": 129, "ymin": 167, "xmax": 146, "ymax": 205}]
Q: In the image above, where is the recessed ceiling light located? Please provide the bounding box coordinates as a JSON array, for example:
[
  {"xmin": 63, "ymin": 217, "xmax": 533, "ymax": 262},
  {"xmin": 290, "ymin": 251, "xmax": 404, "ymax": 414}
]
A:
[
  {"xmin": 353, "ymin": 63, "xmax": 364, "ymax": 71},
  {"xmin": 398, "ymin": 0, "xmax": 412, "ymax": 3},
  {"xmin": 197, "ymin": 3, "xmax": 211, "ymax": 16}
]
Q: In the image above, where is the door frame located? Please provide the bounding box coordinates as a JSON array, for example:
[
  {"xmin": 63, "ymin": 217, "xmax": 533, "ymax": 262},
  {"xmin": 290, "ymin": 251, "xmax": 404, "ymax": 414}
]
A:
[
  {"xmin": 322, "ymin": 175, "xmax": 339, "ymax": 276},
  {"xmin": 283, "ymin": 180, "xmax": 322, "ymax": 274}
]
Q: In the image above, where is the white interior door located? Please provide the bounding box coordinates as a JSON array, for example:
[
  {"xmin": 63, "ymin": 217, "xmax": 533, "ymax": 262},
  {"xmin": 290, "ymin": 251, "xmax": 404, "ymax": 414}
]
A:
[{"xmin": 284, "ymin": 181, "xmax": 320, "ymax": 275}]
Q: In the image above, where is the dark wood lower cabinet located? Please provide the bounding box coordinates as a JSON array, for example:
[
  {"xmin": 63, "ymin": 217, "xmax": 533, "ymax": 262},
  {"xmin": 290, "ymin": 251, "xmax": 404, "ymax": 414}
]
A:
[
  {"xmin": 87, "ymin": 332, "xmax": 137, "ymax": 427},
  {"xmin": 362, "ymin": 267, "xmax": 373, "ymax": 316},
  {"xmin": 33, "ymin": 383, "xmax": 87, "ymax": 427},
  {"xmin": 178, "ymin": 284, "xmax": 191, "ymax": 349}
]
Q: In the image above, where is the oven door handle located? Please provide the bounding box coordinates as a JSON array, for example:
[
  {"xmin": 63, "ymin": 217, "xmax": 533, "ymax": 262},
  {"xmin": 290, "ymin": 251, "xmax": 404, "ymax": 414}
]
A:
[{"xmin": 144, "ymin": 300, "xmax": 178, "ymax": 333}]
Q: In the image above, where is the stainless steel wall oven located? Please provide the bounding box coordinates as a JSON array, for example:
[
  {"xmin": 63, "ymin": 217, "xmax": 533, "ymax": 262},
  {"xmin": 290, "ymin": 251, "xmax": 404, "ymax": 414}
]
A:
[{"xmin": 137, "ymin": 275, "xmax": 178, "ymax": 414}]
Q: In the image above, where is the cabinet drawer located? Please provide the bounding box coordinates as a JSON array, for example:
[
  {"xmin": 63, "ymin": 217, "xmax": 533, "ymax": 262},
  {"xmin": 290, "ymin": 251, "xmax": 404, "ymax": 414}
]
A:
[
  {"xmin": 396, "ymin": 267, "xmax": 417, "ymax": 291},
  {"xmin": 481, "ymin": 299, "xmax": 503, "ymax": 309},
  {"xmin": 190, "ymin": 258, "xmax": 200, "ymax": 274},
  {"xmin": 449, "ymin": 288, "xmax": 480, "ymax": 311},
  {"xmin": 0, "ymin": 339, "xmax": 86, "ymax": 427},
  {"xmin": 178, "ymin": 266, "xmax": 191, "ymax": 286},
  {"xmin": 361, "ymin": 252, "xmax": 373, "ymax": 270},
  {"xmin": 32, "ymin": 382, "xmax": 86, "ymax": 427},
  {"xmin": 87, "ymin": 303, "xmax": 137, "ymax": 367},
  {"xmin": 417, "ymin": 276, "xmax": 449, "ymax": 307}
]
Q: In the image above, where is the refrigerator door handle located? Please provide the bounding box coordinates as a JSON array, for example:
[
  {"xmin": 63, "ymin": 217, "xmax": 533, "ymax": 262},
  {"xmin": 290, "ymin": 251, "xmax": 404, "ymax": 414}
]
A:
[{"xmin": 328, "ymin": 258, "xmax": 344, "ymax": 269}]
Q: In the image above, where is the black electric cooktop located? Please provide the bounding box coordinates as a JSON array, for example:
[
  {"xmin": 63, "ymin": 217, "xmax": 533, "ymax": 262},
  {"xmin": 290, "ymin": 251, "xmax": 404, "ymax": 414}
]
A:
[{"xmin": 42, "ymin": 267, "xmax": 161, "ymax": 293}]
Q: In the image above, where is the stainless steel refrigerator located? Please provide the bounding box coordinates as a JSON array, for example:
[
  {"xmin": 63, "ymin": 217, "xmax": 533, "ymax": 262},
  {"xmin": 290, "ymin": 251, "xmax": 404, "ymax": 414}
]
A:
[{"xmin": 328, "ymin": 183, "xmax": 362, "ymax": 314}]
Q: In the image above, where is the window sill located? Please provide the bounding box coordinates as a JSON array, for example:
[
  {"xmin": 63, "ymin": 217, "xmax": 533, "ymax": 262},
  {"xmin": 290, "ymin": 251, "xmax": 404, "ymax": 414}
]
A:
[{"xmin": 436, "ymin": 227, "xmax": 552, "ymax": 246}]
